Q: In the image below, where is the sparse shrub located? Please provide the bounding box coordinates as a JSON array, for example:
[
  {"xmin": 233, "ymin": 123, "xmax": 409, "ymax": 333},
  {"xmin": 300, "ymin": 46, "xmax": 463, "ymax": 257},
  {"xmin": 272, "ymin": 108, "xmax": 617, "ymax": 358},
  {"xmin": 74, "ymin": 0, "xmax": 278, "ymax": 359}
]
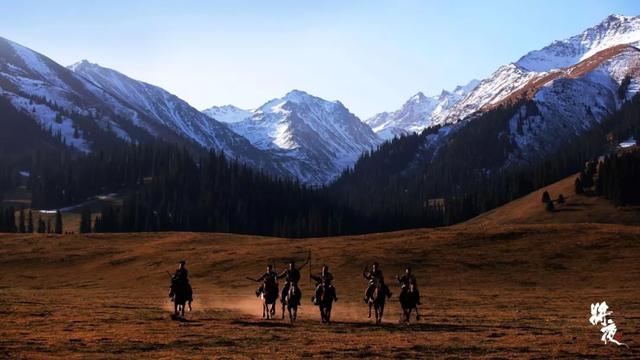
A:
[
  {"xmin": 557, "ymin": 194, "xmax": 565, "ymax": 204},
  {"xmin": 541, "ymin": 191, "xmax": 551, "ymax": 203}
]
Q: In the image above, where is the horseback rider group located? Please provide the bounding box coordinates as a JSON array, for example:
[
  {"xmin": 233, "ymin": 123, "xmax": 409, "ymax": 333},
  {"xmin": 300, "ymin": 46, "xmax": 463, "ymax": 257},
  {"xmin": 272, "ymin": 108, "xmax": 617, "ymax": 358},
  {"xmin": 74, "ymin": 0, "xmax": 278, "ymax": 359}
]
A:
[{"xmin": 168, "ymin": 259, "xmax": 422, "ymax": 323}]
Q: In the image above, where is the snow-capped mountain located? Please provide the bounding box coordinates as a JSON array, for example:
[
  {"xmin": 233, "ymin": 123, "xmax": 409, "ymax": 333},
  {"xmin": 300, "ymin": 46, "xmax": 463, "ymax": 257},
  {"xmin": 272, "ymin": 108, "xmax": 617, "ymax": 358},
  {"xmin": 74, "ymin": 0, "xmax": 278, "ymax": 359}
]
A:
[
  {"xmin": 516, "ymin": 14, "xmax": 640, "ymax": 72},
  {"xmin": 0, "ymin": 36, "xmax": 306, "ymax": 181},
  {"xmin": 443, "ymin": 14, "xmax": 640, "ymax": 124},
  {"xmin": 0, "ymin": 36, "xmax": 380, "ymax": 185},
  {"xmin": 365, "ymin": 80, "xmax": 479, "ymax": 140},
  {"xmin": 504, "ymin": 45, "xmax": 640, "ymax": 166},
  {"xmin": 228, "ymin": 90, "xmax": 382, "ymax": 184},
  {"xmin": 68, "ymin": 60, "xmax": 262, "ymax": 157},
  {"xmin": 201, "ymin": 104, "xmax": 252, "ymax": 124},
  {"xmin": 0, "ymin": 36, "xmax": 129, "ymax": 152}
]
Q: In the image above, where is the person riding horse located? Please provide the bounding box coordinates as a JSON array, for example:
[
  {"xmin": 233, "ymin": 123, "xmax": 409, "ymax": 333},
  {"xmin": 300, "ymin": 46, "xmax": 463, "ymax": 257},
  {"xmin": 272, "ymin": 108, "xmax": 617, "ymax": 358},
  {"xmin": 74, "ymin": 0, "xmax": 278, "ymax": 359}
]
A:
[
  {"xmin": 278, "ymin": 259, "xmax": 309, "ymax": 307},
  {"xmin": 254, "ymin": 264, "xmax": 278, "ymax": 298},
  {"xmin": 363, "ymin": 262, "xmax": 391, "ymax": 303},
  {"xmin": 311, "ymin": 265, "xmax": 337, "ymax": 305},
  {"xmin": 396, "ymin": 267, "xmax": 421, "ymax": 305},
  {"xmin": 169, "ymin": 260, "xmax": 193, "ymax": 302}
]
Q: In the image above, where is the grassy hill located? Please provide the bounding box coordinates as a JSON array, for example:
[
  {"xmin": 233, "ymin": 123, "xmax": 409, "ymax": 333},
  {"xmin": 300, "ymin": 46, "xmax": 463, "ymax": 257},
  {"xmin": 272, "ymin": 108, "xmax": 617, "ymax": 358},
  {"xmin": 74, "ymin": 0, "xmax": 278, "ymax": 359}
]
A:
[{"xmin": 464, "ymin": 173, "xmax": 640, "ymax": 227}]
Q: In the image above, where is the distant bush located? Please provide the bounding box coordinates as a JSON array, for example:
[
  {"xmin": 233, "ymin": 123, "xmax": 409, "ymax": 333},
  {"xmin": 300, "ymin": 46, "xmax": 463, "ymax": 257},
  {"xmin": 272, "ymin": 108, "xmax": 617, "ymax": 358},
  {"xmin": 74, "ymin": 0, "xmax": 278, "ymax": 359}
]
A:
[{"xmin": 541, "ymin": 191, "xmax": 551, "ymax": 203}]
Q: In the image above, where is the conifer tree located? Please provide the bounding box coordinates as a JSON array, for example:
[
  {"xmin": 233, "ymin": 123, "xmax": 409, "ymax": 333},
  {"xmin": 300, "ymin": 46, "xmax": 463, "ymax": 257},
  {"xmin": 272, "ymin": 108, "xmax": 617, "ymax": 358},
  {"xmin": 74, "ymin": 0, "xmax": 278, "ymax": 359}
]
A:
[
  {"xmin": 18, "ymin": 207, "xmax": 25, "ymax": 233},
  {"xmin": 27, "ymin": 210, "xmax": 34, "ymax": 233},
  {"xmin": 80, "ymin": 207, "xmax": 92, "ymax": 233},
  {"xmin": 54, "ymin": 210, "xmax": 63, "ymax": 234},
  {"xmin": 37, "ymin": 216, "xmax": 46, "ymax": 233}
]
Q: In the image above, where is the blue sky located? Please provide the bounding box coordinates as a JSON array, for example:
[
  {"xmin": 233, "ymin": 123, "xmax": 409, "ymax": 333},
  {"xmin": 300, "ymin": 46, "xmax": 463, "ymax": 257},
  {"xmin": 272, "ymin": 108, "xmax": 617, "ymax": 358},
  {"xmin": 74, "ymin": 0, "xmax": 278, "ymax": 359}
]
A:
[{"xmin": 1, "ymin": 1, "xmax": 639, "ymax": 119}]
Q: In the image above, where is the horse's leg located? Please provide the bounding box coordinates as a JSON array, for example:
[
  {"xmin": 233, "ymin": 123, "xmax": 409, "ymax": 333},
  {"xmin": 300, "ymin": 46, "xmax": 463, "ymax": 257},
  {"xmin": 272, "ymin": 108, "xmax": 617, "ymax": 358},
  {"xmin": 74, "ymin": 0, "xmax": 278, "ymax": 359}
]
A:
[
  {"xmin": 368, "ymin": 302, "xmax": 372, "ymax": 318},
  {"xmin": 415, "ymin": 305, "xmax": 420, "ymax": 321},
  {"xmin": 263, "ymin": 301, "xmax": 267, "ymax": 319}
]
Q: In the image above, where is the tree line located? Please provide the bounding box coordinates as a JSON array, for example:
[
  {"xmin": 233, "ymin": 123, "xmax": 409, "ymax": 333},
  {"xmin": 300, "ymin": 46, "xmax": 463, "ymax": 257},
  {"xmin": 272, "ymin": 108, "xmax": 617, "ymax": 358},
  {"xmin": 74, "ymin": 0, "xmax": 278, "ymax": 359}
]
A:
[{"xmin": 0, "ymin": 207, "xmax": 62, "ymax": 234}]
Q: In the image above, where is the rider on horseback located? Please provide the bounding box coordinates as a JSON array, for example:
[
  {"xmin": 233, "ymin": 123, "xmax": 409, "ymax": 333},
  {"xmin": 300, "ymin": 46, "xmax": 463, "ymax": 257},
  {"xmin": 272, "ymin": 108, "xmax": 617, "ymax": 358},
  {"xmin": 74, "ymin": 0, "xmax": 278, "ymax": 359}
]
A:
[
  {"xmin": 254, "ymin": 264, "xmax": 278, "ymax": 297},
  {"xmin": 363, "ymin": 262, "xmax": 391, "ymax": 303},
  {"xmin": 169, "ymin": 260, "xmax": 193, "ymax": 302},
  {"xmin": 396, "ymin": 266, "xmax": 421, "ymax": 305},
  {"xmin": 278, "ymin": 259, "xmax": 309, "ymax": 306},
  {"xmin": 311, "ymin": 265, "xmax": 337, "ymax": 304}
]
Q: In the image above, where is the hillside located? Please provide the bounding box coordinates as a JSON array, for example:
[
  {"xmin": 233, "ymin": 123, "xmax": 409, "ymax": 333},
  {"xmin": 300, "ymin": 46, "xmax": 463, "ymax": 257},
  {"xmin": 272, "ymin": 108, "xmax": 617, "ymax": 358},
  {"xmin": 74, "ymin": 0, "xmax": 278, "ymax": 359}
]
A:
[{"xmin": 464, "ymin": 172, "xmax": 640, "ymax": 227}]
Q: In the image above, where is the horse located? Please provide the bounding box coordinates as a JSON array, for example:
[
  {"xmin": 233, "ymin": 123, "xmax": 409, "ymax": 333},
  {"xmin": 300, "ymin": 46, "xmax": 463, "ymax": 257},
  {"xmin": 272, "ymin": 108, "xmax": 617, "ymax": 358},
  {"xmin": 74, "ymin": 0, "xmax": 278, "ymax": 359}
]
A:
[
  {"xmin": 260, "ymin": 279, "xmax": 279, "ymax": 320},
  {"xmin": 282, "ymin": 283, "xmax": 301, "ymax": 323},
  {"xmin": 170, "ymin": 279, "xmax": 192, "ymax": 320},
  {"xmin": 399, "ymin": 282, "xmax": 420, "ymax": 324},
  {"xmin": 315, "ymin": 283, "xmax": 336, "ymax": 323},
  {"xmin": 367, "ymin": 280, "xmax": 389, "ymax": 325}
]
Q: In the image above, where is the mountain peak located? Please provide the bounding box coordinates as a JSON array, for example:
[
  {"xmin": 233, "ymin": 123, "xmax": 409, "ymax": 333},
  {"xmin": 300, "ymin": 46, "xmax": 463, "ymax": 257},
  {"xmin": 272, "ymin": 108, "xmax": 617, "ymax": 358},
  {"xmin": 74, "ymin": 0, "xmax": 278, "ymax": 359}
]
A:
[
  {"xmin": 202, "ymin": 104, "xmax": 252, "ymax": 124},
  {"xmin": 453, "ymin": 79, "xmax": 481, "ymax": 95},
  {"xmin": 409, "ymin": 92, "xmax": 427, "ymax": 102},
  {"xmin": 68, "ymin": 59, "xmax": 96, "ymax": 71},
  {"xmin": 604, "ymin": 13, "xmax": 633, "ymax": 23},
  {"xmin": 283, "ymin": 89, "xmax": 316, "ymax": 102}
]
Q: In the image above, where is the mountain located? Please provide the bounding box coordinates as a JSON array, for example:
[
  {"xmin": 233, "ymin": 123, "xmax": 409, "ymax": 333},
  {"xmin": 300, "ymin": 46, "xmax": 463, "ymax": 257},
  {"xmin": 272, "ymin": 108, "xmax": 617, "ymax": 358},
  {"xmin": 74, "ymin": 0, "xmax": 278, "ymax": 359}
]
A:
[
  {"xmin": 0, "ymin": 36, "xmax": 266, "ymax": 159},
  {"xmin": 442, "ymin": 14, "xmax": 640, "ymax": 124},
  {"xmin": 201, "ymin": 104, "xmax": 252, "ymax": 124},
  {"xmin": 226, "ymin": 90, "xmax": 382, "ymax": 184},
  {"xmin": 329, "ymin": 14, "xmax": 640, "ymax": 230},
  {"xmin": 365, "ymin": 80, "xmax": 479, "ymax": 140},
  {"xmin": 516, "ymin": 14, "xmax": 640, "ymax": 72},
  {"xmin": 0, "ymin": 36, "xmax": 138, "ymax": 153},
  {"xmin": 0, "ymin": 37, "xmax": 330, "ymax": 183},
  {"xmin": 68, "ymin": 60, "xmax": 266, "ymax": 158}
]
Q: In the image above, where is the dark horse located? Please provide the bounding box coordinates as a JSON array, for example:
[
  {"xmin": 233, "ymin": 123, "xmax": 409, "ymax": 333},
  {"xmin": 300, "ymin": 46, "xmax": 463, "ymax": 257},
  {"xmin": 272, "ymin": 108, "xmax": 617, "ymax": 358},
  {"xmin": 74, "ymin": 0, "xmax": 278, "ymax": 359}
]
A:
[
  {"xmin": 399, "ymin": 282, "xmax": 420, "ymax": 324},
  {"xmin": 260, "ymin": 279, "xmax": 279, "ymax": 320},
  {"xmin": 367, "ymin": 280, "xmax": 390, "ymax": 325},
  {"xmin": 170, "ymin": 279, "xmax": 192, "ymax": 320},
  {"xmin": 314, "ymin": 283, "xmax": 337, "ymax": 323},
  {"xmin": 282, "ymin": 284, "xmax": 301, "ymax": 322}
]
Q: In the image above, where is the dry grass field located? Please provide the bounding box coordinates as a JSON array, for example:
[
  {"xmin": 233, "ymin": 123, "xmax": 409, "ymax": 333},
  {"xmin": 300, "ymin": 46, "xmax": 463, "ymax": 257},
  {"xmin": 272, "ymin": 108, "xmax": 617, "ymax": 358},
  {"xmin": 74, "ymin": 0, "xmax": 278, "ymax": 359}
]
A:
[{"xmin": 1, "ymin": 175, "xmax": 639, "ymax": 359}]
